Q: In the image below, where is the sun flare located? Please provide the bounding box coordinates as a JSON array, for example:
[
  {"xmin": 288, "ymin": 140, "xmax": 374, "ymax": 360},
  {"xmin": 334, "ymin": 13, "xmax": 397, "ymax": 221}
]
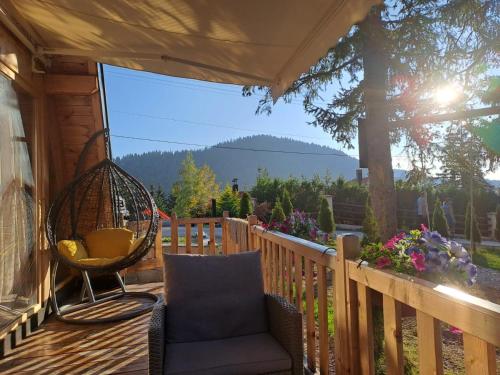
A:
[{"xmin": 433, "ymin": 83, "xmax": 461, "ymax": 106}]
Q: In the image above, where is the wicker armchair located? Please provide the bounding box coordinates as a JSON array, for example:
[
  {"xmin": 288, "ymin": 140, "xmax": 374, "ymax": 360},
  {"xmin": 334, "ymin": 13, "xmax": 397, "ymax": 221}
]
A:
[{"xmin": 148, "ymin": 251, "xmax": 303, "ymax": 375}]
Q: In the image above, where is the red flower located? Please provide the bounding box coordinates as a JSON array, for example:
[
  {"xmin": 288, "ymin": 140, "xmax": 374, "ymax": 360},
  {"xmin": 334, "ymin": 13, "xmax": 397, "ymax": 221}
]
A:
[
  {"xmin": 376, "ymin": 256, "xmax": 392, "ymax": 269},
  {"xmin": 410, "ymin": 252, "xmax": 426, "ymax": 272}
]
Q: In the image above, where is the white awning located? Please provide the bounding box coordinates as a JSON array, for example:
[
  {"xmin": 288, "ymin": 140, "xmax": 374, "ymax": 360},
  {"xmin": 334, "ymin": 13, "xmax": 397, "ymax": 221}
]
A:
[{"xmin": 3, "ymin": 0, "xmax": 379, "ymax": 97}]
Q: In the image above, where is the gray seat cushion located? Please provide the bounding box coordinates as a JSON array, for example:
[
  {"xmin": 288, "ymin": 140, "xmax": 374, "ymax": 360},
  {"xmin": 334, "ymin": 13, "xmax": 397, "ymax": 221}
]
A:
[
  {"xmin": 164, "ymin": 251, "xmax": 268, "ymax": 343},
  {"xmin": 165, "ymin": 333, "xmax": 292, "ymax": 375}
]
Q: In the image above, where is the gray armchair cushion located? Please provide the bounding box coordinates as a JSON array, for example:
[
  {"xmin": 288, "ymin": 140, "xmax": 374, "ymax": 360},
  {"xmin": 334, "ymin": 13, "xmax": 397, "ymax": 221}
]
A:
[
  {"xmin": 165, "ymin": 333, "xmax": 292, "ymax": 375},
  {"xmin": 163, "ymin": 251, "xmax": 268, "ymax": 343}
]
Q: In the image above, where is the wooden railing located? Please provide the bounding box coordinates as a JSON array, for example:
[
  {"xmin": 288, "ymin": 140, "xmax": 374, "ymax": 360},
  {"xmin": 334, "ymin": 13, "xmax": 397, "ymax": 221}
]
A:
[
  {"xmin": 240, "ymin": 216, "xmax": 499, "ymax": 374},
  {"xmin": 168, "ymin": 215, "xmax": 500, "ymax": 374}
]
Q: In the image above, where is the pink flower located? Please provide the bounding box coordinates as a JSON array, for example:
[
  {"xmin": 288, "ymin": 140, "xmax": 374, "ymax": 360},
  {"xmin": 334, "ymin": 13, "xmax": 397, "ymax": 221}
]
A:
[
  {"xmin": 449, "ymin": 326, "xmax": 462, "ymax": 335},
  {"xmin": 410, "ymin": 252, "xmax": 426, "ymax": 272},
  {"xmin": 384, "ymin": 232, "xmax": 405, "ymax": 250},
  {"xmin": 420, "ymin": 223, "xmax": 428, "ymax": 232},
  {"xmin": 376, "ymin": 256, "xmax": 392, "ymax": 269}
]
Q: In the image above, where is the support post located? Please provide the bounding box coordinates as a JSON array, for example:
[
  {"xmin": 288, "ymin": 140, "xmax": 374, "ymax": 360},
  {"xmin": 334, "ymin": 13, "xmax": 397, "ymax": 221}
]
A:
[
  {"xmin": 222, "ymin": 211, "xmax": 229, "ymax": 254},
  {"xmin": 248, "ymin": 215, "xmax": 258, "ymax": 249},
  {"xmin": 170, "ymin": 213, "xmax": 178, "ymax": 254},
  {"xmin": 335, "ymin": 235, "xmax": 361, "ymax": 375}
]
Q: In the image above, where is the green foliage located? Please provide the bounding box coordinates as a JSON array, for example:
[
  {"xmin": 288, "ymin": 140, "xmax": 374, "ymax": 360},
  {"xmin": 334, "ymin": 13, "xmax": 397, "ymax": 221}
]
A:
[
  {"xmin": 281, "ymin": 189, "xmax": 293, "ymax": 217},
  {"xmin": 149, "ymin": 185, "xmax": 168, "ymax": 213},
  {"xmin": 172, "ymin": 153, "xmax": 220, "ymax": 217},
  {"xmin": 465, "ymin": 202, "xmax": 482, "ymax": 244},
  {"xmin": 318, "ymin": 198, "xmax": 335, "ymax": 235},
  {"xmin": 495, "ymin": 205, "xmax": 500, "ymax": 242},
  {"xmin": 270, "ymin": 200, "xmax": 286, "ymax": 223},
  {"xmin": 239, "ymin": 192, "xmax": 253, "ymax": 218},
  {"xmin": 472, "ymin": 248, "xmax": 500, "ymax": 272},
  {"xmin": 362, "ymin": 195, "xmax": 380, "ymax": 246},
  {"xmin": 432, "ymin": 198, "xmax": 449, "ymax": 237},
  {"xmin": 217, "ymin": 185, "xmax": 240, "ymax": 217}
]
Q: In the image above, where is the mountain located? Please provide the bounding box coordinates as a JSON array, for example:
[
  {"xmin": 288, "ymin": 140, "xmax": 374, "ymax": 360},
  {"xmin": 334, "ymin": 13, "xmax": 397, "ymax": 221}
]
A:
[{"xmin": 115, "ymin": 135, "xmax": 361, "ymax": 192}]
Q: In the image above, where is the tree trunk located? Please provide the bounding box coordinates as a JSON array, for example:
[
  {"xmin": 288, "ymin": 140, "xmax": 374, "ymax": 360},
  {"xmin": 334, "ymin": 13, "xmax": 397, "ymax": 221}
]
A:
[{"xmin": 360, "ymin": 7, "xmax": 397, "ymax": 241}]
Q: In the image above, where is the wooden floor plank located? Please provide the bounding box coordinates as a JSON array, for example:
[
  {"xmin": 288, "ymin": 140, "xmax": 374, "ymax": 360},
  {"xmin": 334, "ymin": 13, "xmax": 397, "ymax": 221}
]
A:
[{"xmin": 0, "ymin": 282, "xmax": 162, "ymax": 374}]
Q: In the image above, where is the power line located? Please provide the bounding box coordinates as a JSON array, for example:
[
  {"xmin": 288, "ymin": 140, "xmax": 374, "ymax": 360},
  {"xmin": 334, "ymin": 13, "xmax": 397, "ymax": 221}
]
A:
[
  {"xmin": 106, "ymin": 71, "xmax": 304, "ymax": 105},
  {"xmin": 110, "ymin": 109, "xmax": 330, "ymax": 141},
  {"xmin": 111, "ymin": 134, "xmax": 356, "ymax": 157}
]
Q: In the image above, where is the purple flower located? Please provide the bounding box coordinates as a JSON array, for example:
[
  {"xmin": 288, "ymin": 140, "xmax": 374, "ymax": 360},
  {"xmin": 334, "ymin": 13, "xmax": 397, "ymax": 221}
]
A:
[{"xmin": 405, "ymin": 246, "xmax": 420, "ymax": 256}]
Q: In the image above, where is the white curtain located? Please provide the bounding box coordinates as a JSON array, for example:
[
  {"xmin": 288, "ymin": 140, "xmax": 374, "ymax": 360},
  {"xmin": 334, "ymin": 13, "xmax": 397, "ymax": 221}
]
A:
[{"xmin": 0, "ymin": 74, "xmax": 35, "ymax": 309}]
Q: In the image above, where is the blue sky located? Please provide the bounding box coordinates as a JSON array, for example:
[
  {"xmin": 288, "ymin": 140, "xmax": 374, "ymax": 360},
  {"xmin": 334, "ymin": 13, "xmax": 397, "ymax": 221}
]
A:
[{"xmin": 105, "ymin": 65, "xmax": 499, "ymax": 180}]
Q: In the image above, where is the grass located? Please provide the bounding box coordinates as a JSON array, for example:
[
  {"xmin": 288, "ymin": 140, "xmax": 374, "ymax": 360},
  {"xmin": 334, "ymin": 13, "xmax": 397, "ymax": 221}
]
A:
[{"xmin": 472, "ymin": 247, "xmax": 500, "ymax": 271}]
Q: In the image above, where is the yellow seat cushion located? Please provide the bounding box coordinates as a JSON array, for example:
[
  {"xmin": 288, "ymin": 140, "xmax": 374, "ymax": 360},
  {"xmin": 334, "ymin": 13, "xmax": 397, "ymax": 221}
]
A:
[
  {"xmin": 77, "ymin": 256, "xmax": 124, "ymax": 266},
  {"xmin": 84, "ymin": 228, "xmax": 134, "ymax": 258},
  {"xmin": 57, "ymin": 240, "xmax": 88, "ymax": 261},
  {"xmin": 129, "ymin": 235, "xmax": 146, "ymax": 254}
]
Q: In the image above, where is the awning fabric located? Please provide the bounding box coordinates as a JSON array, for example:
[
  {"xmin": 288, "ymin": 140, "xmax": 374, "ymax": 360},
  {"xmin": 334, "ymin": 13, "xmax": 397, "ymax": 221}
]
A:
[{"xmin": 4, "ymin": 0, "xmax": 379, "ymax": 98}]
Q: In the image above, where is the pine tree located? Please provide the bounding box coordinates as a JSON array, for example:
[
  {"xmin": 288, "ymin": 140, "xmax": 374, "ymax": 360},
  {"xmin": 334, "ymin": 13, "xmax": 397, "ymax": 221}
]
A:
[
  {"xmin": 495, "ymin": 205, "xmax": 500, "ymax": 242},
  {"xmin": 465, "ymin": 202, "xmax": 482, "ymax": 244},
  {"xmin": 361, "ymin": 195, "xmax": 380, "ymax": 246},
  {"xmin": 245, "ymin": 2, "xmax": 497, "ymax": 241},
  {"xmin": 239, "ymin": 192, "xmax": 253, "ymax": 218},
  {"xmin": 217, "ymin": 185, "xmax": 240, "ymax": 217},
  {"xmin": 281, "ymin": 189, "xmax": 293, "ymax": 217},
  {"xmin": 270, "ymin": 200, "xmax": 286, "ymax": 223},
  {"xmin": 318, "ymin": 198, "xmax": 335, "ymax": 236},
  {"xmin": 432, "ymin": 198, "xmax": 449, "ymax": 237}
]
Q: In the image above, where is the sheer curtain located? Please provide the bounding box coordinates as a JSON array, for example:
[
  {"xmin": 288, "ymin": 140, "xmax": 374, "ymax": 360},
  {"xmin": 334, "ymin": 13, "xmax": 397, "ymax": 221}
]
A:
[{"xmin": 0, "ymin": 74, "xmax": 35, "ymax": 316}]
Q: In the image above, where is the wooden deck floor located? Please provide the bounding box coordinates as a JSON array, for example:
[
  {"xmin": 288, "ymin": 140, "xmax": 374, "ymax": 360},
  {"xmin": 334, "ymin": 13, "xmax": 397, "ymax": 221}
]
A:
[{"xmin": 0, "ymin": 282, "xmax": 163, "ymax": 375}]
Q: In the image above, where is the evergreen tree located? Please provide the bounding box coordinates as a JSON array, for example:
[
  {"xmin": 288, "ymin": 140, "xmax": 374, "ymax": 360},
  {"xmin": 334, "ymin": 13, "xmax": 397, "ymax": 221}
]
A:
[
  {"xmin": 270, "ymin": 200, "xmax": 286, "ymax": 223},
  {"xmin": 281, "ymin": 189, "xmax": 293, "ymax": 217},
  {"xmin": 361, "ymin": 195, "xmax": 380, "ymax": 246},
  {"xmin": 217, "ymin": 185, "xmax": 240, "ymax": 217},
  {"xmin": 465, "ymin": 202, "xmax": 482, "ymax": 244},
  {"xmin": 172, "ymin": 153, "xmax": 220, "ymax": 217},
  {"xmin": 239, "ymin": 192, "xmax": 253, "ymax": 218},
  {"xmin": 318, "ymin": 198, "xmax": 335, "ymax": 236},
  {"xmin": 432, "ymin": 198, "xmax": 449, "ymax": 237},
  {"xmin": 245, "ymin": 2, "xmax": 497, "ymax": 241},
  {"xmin": 495, "ymin": 205, "xmax": 500, "ymax": 242}
]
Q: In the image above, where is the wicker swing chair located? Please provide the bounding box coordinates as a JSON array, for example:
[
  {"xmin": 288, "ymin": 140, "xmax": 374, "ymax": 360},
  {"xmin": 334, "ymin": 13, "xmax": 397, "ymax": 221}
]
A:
[{"xmin": 46, "ymin": 130, "xmax": 159, "ymax": 323}]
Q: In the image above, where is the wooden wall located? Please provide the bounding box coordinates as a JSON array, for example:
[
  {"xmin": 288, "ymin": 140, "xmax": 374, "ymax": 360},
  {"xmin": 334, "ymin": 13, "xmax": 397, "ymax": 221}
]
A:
[{"xmin": 0, "ymin": 21, "xmax": 106, "ymax": 349}]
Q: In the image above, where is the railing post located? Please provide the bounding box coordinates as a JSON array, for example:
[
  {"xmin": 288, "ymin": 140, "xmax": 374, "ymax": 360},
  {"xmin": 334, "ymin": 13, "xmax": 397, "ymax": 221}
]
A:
[
  {"xmin": 335, "ymin": 234, "xmax": 361, "ymax": 375},
  {"xmin": 248, "ymin": 215, "xmax": 258, "ymax": 250},
  {"xmin": 222, "ymin": 211, "xmax": 229, "ymax": 255},
  {"xmin": 170, "ymin": 213, "xmax": 178, "ymax": 254}
]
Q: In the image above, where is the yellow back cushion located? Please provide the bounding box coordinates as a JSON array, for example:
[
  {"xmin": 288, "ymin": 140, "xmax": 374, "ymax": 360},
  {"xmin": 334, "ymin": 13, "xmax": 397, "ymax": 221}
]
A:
[
  {"xmin": 129, "ymin": 235, "xmax": 146, "ymax": 254},
  {"xmin": 84, "ymin": 228, "xmax": 134, "ymax": 259},
  {"xmin": 57, "ymin": 240, "xmax": 88, "ymax": 261}
]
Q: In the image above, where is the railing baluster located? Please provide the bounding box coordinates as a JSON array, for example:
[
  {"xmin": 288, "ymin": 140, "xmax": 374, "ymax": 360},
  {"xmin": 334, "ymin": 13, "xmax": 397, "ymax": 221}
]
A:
[
  {"xmin": 294, "ymin": 253, "xmax": 303, "ymax": 313},
  {"xmin": 185, "ymin": 224, "xmax": 192, "ymax": 254},
  {"xmin": 416, "ymin": 311, "xmax": 443, "ymax": 375},
  {"xmin": 317, "ymin": 264, "xmax": 329, "ymax": 374},
  {"xmin": 383, "ymin": 295, "xmax": 404, "ymax": 375},
  {"xmin": 278, "ymin": 244, "xmax": 285, "ymax": 297},
  {"xmin": 209, "ymin": 221, "xmax": 216, "ymax": 255},
  {"xmin": 463, "ymin": 333, "xmax": 496, "ymax": 375},
  {"xmin": 305, "ymin": 258, "xmax": 316, "ymax": 372},
  {"xmin": 266, "ymin": 240, "xmax": 273, "ymax": 293},
  {"xmin": 357, "ymin": 283, "xmax": 375, "ymax": 375},
  {"xmin": 197, "ymin": 223, "xmax": 204, "ymax": 254},
  {"xmin": 170, "ymin": 213, "xmax": 178, "ymax": 254},
  {"xmin": 286, "ymin": 249, "xmax": 293, "ymax": 303}
]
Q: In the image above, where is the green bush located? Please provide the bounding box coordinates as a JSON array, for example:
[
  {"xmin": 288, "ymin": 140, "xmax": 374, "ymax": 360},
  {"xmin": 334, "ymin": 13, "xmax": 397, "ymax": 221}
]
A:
[
  {"xmin": 282, "ymin": 188, "xmax": 293, "ymax": 217},
  {"xmin": 318, "ymin": 198, "xmax": 335, "ymax": 235},
  {"xmin": 362, "ymin": 195, "xmax": 380, "ymax": 246},
  {"xmin": 495, "ymin": 205, "xmax": 500, "ymax": 242},
  {"xmin": 239, "ymin": 192, "xmax": 253, "ymax": 218},
  {"xmin": 465, "ymin": 202, "xmax": 482, "ymax": 244},
  {"xmin": 217, "ymin": 185, "xmax": 240, "ymax": 217},
  {"xmin": 270, "ymin": 200, "xmax": 286, "ymax": 223},
  {"xmin": 432, "ymin": 198, "xmax": 449, "ymax": 237}
]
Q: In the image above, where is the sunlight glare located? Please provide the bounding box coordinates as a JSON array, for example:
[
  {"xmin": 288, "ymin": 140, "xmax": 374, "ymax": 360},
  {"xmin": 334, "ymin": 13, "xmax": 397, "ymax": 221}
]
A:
[{"xmin": 433, "ymin": 83, "xmax": 461, "ymax": 106}]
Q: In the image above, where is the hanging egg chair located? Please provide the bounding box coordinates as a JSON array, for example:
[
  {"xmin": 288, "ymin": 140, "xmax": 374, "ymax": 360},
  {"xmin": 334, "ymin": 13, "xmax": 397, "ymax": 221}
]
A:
[{"xmin": 46, "ymin": 129, "xmax": 160, "ymax": 323}]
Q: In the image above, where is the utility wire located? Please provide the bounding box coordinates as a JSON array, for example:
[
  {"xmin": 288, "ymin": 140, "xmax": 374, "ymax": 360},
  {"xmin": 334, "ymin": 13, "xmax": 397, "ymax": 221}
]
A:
[
  {"xmin": 111, "ymin": 134, "xmax": 356, "ymax": 157},
  {"xmin": 111, "ymin": 109, "xmax": 329, "ymax": 141}
]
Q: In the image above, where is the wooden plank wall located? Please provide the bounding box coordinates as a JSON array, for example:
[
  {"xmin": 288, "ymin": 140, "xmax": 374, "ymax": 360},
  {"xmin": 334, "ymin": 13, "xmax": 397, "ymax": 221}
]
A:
[{"xmin": 45, "ymin": 56, "xmax": 106, "ymax": 196}]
